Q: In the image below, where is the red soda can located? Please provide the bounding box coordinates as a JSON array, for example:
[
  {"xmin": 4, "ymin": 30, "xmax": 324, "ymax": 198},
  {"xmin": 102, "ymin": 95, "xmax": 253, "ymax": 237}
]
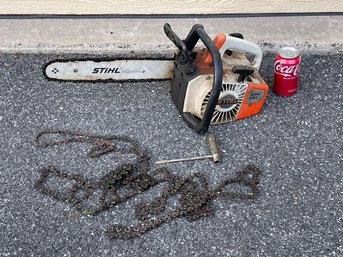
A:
[{"xmin": 273, "ymin": 47, "xmax": 301, "ymax": 96}]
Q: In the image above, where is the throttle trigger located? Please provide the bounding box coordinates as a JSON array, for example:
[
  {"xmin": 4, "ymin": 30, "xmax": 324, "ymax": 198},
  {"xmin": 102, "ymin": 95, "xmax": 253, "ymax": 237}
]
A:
[
  {"xmin": 229, "ymin": 33, "xmax": 244, "ymax": 39},
  {"xmin": 232, "ymin": 66, "xmax": 254, "ymax": 82}
]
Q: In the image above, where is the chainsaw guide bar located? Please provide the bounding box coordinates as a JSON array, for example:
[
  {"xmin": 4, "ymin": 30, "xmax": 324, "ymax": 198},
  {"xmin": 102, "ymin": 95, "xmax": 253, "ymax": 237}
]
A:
[{"xmin": 44, "ymin": 59, "xmax": 174, "ymax": 81}]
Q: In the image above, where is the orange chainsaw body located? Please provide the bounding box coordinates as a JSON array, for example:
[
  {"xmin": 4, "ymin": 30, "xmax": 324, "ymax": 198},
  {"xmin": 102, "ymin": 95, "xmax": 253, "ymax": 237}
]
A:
[
  {"xmin": 182, "ymin": 32, "xmax": 269, "ymax": 125},
  {"xmin": 165, "ymin": 23, "xmax": 268, "ymax": 132}
]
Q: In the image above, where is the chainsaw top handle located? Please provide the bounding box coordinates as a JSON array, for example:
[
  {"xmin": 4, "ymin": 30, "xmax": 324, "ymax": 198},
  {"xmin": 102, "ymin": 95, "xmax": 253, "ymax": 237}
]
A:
[
  {"xmin": 164, "ymin": 23, "xmax": 223, "ymax": 134},
  {"xmin": 219, "ymin": 35, "xmax": 263, "ymax": 70}
]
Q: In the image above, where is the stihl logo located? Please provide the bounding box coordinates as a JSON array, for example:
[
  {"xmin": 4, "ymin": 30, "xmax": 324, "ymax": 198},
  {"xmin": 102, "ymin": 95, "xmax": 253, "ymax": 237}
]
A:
[
  {"xmin": 92, "ymin": 68, "xmax": 120, "ymax": 74},
  {"xmin": 217, "ymin": 99, "xmax": 238, "ymax": 105},
  {"xmin": 274, "ymin": 60, "xmax": 300, "ymax": 77}
]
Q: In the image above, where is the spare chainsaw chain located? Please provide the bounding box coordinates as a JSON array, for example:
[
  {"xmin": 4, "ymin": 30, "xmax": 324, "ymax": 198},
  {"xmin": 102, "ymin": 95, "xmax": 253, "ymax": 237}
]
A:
[{"xmin": 33, "ymin": 129, "xmax": 261, "ymax": 240}]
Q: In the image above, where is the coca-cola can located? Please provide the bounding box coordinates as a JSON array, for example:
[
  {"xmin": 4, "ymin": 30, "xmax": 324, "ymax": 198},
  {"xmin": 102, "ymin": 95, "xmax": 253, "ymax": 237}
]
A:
[{"xmin": 273, "ymin": 47, "xmax": 301, "ymax": 96}]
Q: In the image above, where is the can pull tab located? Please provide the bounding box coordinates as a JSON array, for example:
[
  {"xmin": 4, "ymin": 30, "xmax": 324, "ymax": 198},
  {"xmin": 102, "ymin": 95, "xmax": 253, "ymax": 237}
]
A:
[{"xmin": 232, "ymin": 66, "xmax": 255, "ymax": 82}]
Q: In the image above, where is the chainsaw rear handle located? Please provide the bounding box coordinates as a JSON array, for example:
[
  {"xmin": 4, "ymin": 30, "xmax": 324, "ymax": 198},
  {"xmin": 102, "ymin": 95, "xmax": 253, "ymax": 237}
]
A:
[
  {"xmin": 219, "ymin": 36, "xmax": 263, "ymax": 70},
  {"xmin": 164, "ymin": 23, "xmax": 223, "ymax": 134}
]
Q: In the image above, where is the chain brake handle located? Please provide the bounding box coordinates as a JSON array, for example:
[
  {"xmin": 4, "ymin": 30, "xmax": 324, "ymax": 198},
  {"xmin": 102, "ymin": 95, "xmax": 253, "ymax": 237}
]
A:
[
  {"xmin": 164, "ymin": 24, "xmax": 192, "ymax": 63},
  {"xmin": 164, "ymin": 23, "xmax": 223, "ymax": 134}
]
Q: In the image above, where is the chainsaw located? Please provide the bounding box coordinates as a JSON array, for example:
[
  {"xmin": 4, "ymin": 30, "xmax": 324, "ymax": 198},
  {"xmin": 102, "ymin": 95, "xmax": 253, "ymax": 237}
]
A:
[{"xmin": 45, "ymin": 23, "xmax": 268, "ymax": 133}]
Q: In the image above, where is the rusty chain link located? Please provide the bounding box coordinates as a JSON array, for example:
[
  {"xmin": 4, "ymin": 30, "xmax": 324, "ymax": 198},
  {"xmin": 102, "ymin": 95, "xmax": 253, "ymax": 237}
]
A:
[{"xmin": 33, "ymin": 129, "xmax": 261, "ymax": 240}]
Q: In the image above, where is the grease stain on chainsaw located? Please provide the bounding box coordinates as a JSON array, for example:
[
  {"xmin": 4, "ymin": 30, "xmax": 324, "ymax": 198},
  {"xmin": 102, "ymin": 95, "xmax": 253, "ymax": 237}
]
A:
[{"xmin": 33, "ymin": 129, "xmax": 261, "ymax": 240}]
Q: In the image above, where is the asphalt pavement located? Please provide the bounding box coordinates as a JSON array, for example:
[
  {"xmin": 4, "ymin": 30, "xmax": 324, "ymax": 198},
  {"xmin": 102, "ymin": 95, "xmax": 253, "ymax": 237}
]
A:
[{"xmin": 0, "ymin": 52, "xmax": 342, "ymax": 257}]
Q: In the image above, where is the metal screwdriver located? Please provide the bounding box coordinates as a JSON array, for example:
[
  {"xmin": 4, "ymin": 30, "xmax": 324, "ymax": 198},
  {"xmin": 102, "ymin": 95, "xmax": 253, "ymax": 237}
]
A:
[{"xmin": 156, "ymin": 133, "xmax": 220, "ymax": 164}]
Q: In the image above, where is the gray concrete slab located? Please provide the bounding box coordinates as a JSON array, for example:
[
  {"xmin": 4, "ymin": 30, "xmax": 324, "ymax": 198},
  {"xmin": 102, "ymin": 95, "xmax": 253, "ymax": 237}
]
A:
[
  {"xmin": 0, "ymin": 52, "xmax": 342, "ymax": 256},
  {"xmin": 0, "ymin": 16, "xmax": 343, "ymax": 54}
]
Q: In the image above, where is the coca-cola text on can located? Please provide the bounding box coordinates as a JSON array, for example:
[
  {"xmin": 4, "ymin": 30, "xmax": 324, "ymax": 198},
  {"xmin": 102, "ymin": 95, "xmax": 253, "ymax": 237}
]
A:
[{"xmin": 273, "ymin": 47, "xmax": 301, "ymax": 96}]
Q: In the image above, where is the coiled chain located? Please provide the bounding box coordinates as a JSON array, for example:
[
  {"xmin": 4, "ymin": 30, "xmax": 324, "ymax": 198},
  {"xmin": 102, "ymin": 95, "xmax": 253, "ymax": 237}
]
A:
[{"xmin": 33, "ymin": 129, "xmax": 261, "ymax": 240}]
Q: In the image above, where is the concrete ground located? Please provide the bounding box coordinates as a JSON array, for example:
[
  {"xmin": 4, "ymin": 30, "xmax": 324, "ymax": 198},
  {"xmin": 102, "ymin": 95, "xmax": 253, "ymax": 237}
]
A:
[
  {"xmin": 0, "ymin": 51, "xmax": 342, "ymax": 257},
  {"xmin": 0, "ymin": 16, "xmax": 343, "ymax": 54}
]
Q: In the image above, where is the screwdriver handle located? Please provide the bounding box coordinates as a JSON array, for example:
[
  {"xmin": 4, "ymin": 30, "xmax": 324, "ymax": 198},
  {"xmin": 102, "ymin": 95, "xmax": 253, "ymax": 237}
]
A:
[{"xmin": 208, "ymin": 134, "xmax": 220, "ymax": 163}]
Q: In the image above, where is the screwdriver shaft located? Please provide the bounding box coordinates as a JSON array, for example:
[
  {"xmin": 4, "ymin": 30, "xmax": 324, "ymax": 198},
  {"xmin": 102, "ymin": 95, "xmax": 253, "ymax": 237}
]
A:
[{"xmin": 155, "ymin": 155, "xmax": 212, "ymax": 164}]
